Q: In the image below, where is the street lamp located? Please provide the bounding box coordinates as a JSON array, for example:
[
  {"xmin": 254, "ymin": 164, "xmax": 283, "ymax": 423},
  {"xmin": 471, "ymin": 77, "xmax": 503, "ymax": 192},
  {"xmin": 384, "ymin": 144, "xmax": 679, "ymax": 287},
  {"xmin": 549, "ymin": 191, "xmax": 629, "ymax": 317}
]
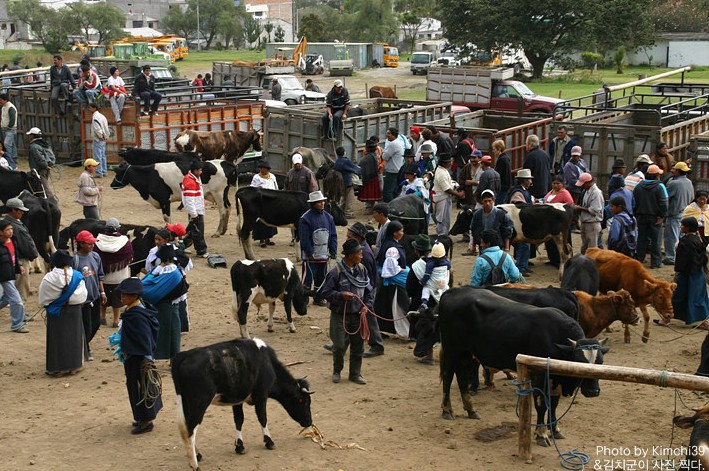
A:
[{"xmin": 196, "ymin": 0, "xmax": 201, "ymax": 51}]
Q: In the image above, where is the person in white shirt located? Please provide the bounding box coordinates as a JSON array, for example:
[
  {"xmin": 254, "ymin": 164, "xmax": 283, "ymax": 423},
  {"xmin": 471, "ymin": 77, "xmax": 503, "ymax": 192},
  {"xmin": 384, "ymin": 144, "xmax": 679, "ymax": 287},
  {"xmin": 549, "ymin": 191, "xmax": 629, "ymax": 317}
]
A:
[
  {"xmin": 89, "ymin": 103, "xmax": 109, "ymax": 177},
  {"xmin": 432, "ymin": 154, "xmax": 464, "ymax": 236},
  {"xmin": 106, "ymin": 66, "xmax": 127, "ymax": 125},
  {"xmin": 250, "ymin": 160, "xmax": 279, "ymax": 247}
]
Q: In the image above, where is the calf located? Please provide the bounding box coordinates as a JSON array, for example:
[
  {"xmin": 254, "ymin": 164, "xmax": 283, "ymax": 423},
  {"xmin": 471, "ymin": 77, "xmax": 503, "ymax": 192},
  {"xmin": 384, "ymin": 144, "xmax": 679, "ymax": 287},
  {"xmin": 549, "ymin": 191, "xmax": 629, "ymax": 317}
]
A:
[
  {"xmin": 230, "ymin": 258, "xmax": 308, "ymax": 338},
  {"xmin": 561, "ymin": 254, "xmax": 599, "ymax": 295},
  {"xmin": 586, "ymin": 248, "xmax": 676, "ymax": 343},
  {"xmin": 574, "ymin": 290, "xmax": 638, "ymax": 342},
  {"xmin": 438, "ymin": 287, "xmax": 608, "ymax": 446},
  {"xmin": 174, "ymin": 129, "xmax": 261, "ymax": 162},
  {"xmin": 674, "ymin": 404, "xmax": 709, "ymax": 471},
  {"xmin": 236, "ymin": 187, "xmax": 347, "ymax": 260},
  {"xmin": 316, "ymin": 161, "xmax": 345, "ymax": 204},
  {"xmin": 369, "ymin": 86, "xmax": 397, "ymax": 98},
  {"xmin": 172, "ymin": 338, "xmax": 313, "ymax": 470},
  {"xmin": 450, "ymin": 203, "xmax": 573, "ymax": 277},
  {"xmin": 111, "ymin": 159, "xmax": 237, "ymax": 236},
  {"xmin": 17, "ymin": 191, "xmax": 60, "ymax": 263},
  {"xmin": 0, "ymin": 167, "xmax": 44, "ymax": 203},
  {"xmin": 389, "ymin": 194, "xmax": 428, "ymax": 236}
]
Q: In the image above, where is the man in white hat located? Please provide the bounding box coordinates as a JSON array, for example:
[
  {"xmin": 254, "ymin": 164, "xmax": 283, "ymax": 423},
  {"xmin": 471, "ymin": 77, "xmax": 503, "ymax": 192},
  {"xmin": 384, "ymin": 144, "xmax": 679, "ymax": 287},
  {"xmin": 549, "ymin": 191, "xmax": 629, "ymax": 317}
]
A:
[
  {"xmin": 625, "ymin": 154, "xmax": 653, "ymax": 191},
  {"xmin": 573, "ymin": 172, "xmax": 604, "ymax": 254},
  {"xmin": 508, "ymin": 169, "xmax": 535, "ymax": 275},
  {"xmin": 27, "ymin": 127, "xmax": 56, "ymax": 198},
  {"xmin": 298, "ymin": 191, "xmax": 338, "ymax": 305},
  {"xmin": 2, "ymin": 197, "xmax": 38, "ymax": 301},
  {"xmin": 322, "ymin": 79, "xmax": 350, "ymax": 139}
]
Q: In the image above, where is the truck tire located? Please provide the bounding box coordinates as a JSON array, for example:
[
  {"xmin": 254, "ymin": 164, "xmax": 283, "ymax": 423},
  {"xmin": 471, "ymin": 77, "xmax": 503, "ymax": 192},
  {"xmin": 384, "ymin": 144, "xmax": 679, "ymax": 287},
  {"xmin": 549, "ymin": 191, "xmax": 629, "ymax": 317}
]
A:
[
  {"xmin": 530, "ymin": 109, "xmax": 550, "ymax": 114},
  {"xmin": 285, "ymin": 99, "xmax": 298, "ymax": 105}
]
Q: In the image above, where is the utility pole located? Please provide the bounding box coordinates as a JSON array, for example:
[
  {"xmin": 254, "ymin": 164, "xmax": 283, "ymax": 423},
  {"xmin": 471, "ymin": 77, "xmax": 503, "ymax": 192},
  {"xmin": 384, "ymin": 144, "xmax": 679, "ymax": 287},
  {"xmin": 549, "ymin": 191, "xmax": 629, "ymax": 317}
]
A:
[{"xmin": 197, "ymin": 0, "xmax": 201, "ymax": 51}]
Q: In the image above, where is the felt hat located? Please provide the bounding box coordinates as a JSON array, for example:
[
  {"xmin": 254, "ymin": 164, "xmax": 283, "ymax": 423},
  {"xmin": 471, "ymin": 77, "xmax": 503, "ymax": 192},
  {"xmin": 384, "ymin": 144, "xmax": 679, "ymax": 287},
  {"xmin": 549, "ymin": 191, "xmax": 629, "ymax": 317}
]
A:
[
  {"xmin": 257, "ymin": 160, "xmax": 271, "ymax": 169},
  {"xmin": 76, "ymin": 230, "xmax": 97, "ymax": 244},
  {"xmin": 635, "ymin": 154, "xmax": 652, "ymax": 165},
  {"xmin": 412, "ymin": 234, "xmax": 432, "ymax": 252},
  {"xmin": 50, "ymin": 249, "xmax": 73, "ymax": 268},
  {"xmin": 575, "ymin": 172, "xmax": 593, "ymax": 186},
  {"xmin": 341, "ymin": 238, "xmax": 362, "ymax": 255},
  {"xmin": 430, "ymin": 242, "xmax": 446, "ymax": 259},
  {"xmin": 437, "ymin": 152, "xmax": 452, "ymax": 163},
  {"xmin": 307, "ymin": 190, "xmax": 327, "ymax": 203},
  {"xmin": 117, "ymin": 277, "xmax": 143, "ymax": 296},
  {"xmin": 612, "ymin": 158, "xmax": 627, "ymax": 169},
  {"xmin": 673, "ymin": 161, "xmax": 691, "ymax": 172},
  {"xmin": 403, "ymin": 163, "xmax": 418, "ymax": 175},
  {"xmin": 156, "ymin": 243, "xmax": 176, "ymax": 262},
  {"xmin": 348, "ymin": 222, "xmax": 368, "ymax": 239},
  {"xmin": 516, "ymin": 169, "xmax": 534, "ymax": 179},
  {"xmin": 6, "ymin": 198, "xmax": 29, "ymax": 211}
]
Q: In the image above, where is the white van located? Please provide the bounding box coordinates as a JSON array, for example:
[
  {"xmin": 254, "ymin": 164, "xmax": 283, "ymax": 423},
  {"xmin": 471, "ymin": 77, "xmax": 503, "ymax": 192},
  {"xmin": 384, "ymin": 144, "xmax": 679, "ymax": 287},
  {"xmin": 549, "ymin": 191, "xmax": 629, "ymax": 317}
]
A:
[{"xmin": 410, "ymin": 52, "xmax": 437, "ymax": 75}]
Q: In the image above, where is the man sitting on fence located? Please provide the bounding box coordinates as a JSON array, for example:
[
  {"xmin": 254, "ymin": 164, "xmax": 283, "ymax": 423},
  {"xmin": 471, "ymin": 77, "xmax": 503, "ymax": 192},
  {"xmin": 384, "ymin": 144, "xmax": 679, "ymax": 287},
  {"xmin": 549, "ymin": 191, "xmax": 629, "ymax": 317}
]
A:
[
  {"xmin": 322, "ymin": 80, "xmax": 350, "ymax": 139},
  {"xmin": 133, "ymin": 65, "xmax": 163, "ymax": 117},
  {"xmin": 49, "ymin": 55, "xmax": 75, "ymax": 116},
  {"xmin": 73, "ymin": 64, "xmax": 102, "ymax": 107}
]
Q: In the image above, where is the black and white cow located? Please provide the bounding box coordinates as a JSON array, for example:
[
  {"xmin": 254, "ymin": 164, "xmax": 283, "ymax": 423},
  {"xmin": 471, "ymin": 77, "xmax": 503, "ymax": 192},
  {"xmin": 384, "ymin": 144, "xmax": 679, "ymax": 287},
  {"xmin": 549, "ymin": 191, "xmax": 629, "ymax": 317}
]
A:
[
  {"xmin": 438, "ymin": 287, "xmax": 608, "ymax": 446},
  {"xmin": 118, "ymin": 147, "xmax": 198, "ymax": 165},
  {"xmin": 110, "ymin": 159, "xmax": 237, "ymax": 236},
  {"xmin": 561, "ymin": 254, "xmax": 600, "ymax": 295},
  {"xmin": 172, "ymin": 338, "xmax": 313, "ymax": 470},
  {"xmin": 16, "ymin": 190, "xmax": 60, "ymax": 263},
  {"xmin": 450, "ymin": 203, "xmax": 573, "ymax": 277},
  {"xmin": 230, "ymin": 258, "xmax": 308, "ymax": 338},
  {"xmin": 0, "ymin": 167, "xmax": 44, "ymax": 203},
  {"xmin": 57, "ymin": 219, "xmax": 160, "ymax": 276},
  {"xmin": 235, "ymin": 187, "xmax": 347, "ymax": 260}
]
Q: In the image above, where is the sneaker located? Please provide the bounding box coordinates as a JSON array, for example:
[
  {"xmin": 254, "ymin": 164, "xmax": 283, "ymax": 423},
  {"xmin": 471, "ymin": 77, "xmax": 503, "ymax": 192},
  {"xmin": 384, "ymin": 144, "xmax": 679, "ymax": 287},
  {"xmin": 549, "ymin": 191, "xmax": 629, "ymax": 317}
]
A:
[
  {"xmin": 349, "ymin": 375, "xmax": 367, "ymax": 385},
  {"xmin": 13, "ymin": 326, "xmax": 29, "ymax": 333},
  {"xmin": 362, "ymin": 349, "xmax": 383, "ymax": 358},
  {"xmin": 198, "ymin": 252, "xmax": 210, "ymax": 258},
  {"xmin": 141, "ymin": 111, "xmax": 149, "ymax": 116},
  {"xmin": 332, "ymin": 372, "xmax": 341, "ymax": 383},
  {"xmin": 662, "ymin": 258, "xmax": 675, "ymax": 266}
]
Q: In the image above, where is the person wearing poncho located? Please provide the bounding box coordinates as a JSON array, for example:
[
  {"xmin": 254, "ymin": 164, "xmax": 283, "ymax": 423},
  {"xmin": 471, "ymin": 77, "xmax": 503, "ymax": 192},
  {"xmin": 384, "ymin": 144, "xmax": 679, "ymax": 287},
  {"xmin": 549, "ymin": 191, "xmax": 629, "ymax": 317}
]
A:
[
  {"xmin": 373, "ymin": 221, "xmax": 411, "ymax": 338},
  {"xmin": 117, "ymin": 277, "xmax": 162, "ymax": 435},
  {"xmin": 94, "ymin": 218, "xmax": 134, "ymax": 327},
  {"xmin": 141, "ymin": 244, "xmax": 185, "ymax": 359},
  {"xmin": 39, "ymin": 250, "xmax": 88, "ymax": 376}
]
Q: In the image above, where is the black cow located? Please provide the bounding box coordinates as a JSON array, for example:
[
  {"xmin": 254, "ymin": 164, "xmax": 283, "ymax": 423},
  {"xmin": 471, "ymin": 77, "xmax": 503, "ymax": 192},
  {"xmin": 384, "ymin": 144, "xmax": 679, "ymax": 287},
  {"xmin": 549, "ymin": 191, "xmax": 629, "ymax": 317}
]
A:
[
  {"xmin": 172, "ymin": 338, "xmax": 313, "ymax": 470},
  {"xmin": 230, "ymin": 258, "xmax": 308, "ymax": 338},
  {"xmin": 316, "ymin": 161, "xmax": 345, "ymax": 204},
  {"xmin": 347, "ymin": 105, "xmax": 368, "ymax": 117},
  {"xmin": 16, "ymin": 191, "xmax": 60, "ymax": 263},
  {"xmin": 438, "ymin": 287, "xmax": 608, "ymax": 446},
  {"xmin": 450, "ymin": 203, "xmax": 573, "ymax": 277},
  {"xmin": 389, "ymin": 194, "xmax": 427, "ymax": 236},
  {"xmin": 118, "ymin": 147, "xmax": 199, "ymax": 165},
  {"xmin": 235, "ymin": 187, "xmax": 347, "ymax": 260},
  {"xmin": 0, "ymin": 167, "xmax": 44, "ymax": 203},
  {"xmin": 561, "ymin": 254, "xmax": 599, "ymax": 295},
  {"xmin": 57, "ymin": 219, "xmax": 161, "ymax": 276},
  {"xmin": 674, "ymin": 404, "xmax": 709, "ymax": 471},
  {"xmin": 110, "ymin": 158, "xmax": 237, "ymax": 236}
]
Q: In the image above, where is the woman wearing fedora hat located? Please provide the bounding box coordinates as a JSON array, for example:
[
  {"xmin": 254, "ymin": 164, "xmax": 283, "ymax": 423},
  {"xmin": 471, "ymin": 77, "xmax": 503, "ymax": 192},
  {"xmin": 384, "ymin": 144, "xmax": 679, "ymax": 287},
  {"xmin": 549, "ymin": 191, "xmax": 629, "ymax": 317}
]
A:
[
  {"xmin": 358, "ymin": 139, "xmax": 382, "ymax": 208},
  {"xmin": 250, "ymin": 161, "xmax": 279, "ymax": 248},
  {"xmin": 508, "ymin": 170, "xmax": 534, "ymax": 275}
]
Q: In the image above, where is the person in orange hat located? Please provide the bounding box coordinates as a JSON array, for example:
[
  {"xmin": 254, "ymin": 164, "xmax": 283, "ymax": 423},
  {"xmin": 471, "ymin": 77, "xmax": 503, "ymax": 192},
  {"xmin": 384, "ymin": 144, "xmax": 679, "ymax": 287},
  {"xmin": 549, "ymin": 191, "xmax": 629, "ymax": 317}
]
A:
[
  {"xmin": 409, "ymin": 125, "xmax": 423, "ymax": 155},
  {"xmin": 663, "ymin": 161, "xmax": 694, "ymax": 265},
  {"xmin": 633, "ymin": 164, "xmax": 668, "ymax": 268},
  {"xmin": 572, "ymin": 172, "xmax": 604, "ymax": 254},
  {"xmin": 73, "ymin": 229, "xmax": 105, "ymax": 359}
]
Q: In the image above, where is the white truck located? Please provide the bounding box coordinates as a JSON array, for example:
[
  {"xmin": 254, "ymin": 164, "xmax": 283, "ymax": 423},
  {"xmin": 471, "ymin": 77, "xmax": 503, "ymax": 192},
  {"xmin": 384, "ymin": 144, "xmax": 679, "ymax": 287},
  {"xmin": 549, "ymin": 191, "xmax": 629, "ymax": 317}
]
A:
[
  {"xmin": 262, "ymin": 75, "xmax": 326, "ymax": 105},
  {"xmin": 410, "ymin": 51, "xmax": 437, "ymax": 75}
]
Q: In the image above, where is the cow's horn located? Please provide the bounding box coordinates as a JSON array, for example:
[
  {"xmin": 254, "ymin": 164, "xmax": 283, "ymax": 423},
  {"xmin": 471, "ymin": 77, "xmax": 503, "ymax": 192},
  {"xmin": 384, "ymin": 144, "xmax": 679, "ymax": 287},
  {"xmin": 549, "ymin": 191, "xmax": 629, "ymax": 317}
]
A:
[
  {"xmin": 567, "ymin": 338, "xmax": 577, "ymax": 348},
  {"xmin": 302, "ymin": 387, "xmax": 315, "ymax": 395}
]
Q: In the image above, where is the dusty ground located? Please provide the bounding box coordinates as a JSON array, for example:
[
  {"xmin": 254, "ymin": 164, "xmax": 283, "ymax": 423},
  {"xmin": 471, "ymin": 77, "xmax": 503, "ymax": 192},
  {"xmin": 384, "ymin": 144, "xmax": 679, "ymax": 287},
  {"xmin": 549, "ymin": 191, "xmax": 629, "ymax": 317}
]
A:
[{"xmin": 2, "ymin": 62, "xmax": 708, "ymax": 470}]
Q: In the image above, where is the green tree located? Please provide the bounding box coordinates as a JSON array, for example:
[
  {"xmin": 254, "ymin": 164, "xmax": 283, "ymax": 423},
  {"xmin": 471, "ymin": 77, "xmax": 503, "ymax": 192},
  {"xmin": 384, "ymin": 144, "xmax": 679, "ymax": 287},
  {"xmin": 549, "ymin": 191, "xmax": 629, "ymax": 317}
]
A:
[
  {"xmin": 86, "ymin": 3, "xmax": 128, "ymax": 45},
  {"xmin": 437, "ymin": 0, "xmax": 655, "ymax": 79},
  {"xmin": 263, "ymin": 22, "xmax": 274, "ymax": 43},
  {"xmin": 188, "ymin": 0, "xmax": 237, "ymax": 49},
  {"xmin": 8, "ymin": 0, "xmax": 77, "ymax": 53},
  {"xmin": 162, "ymin": 4, "xmax": 197, "ymax": 39},
  {"xmin": 651, "ymin": 0, "xmax": 709, "ymax": 33},
  {"xmin": 298, "ymin": 13, "xmax": 327, "ymax": 41},
  {"xmin": 274, "ymin": 25, "xmax": 286, "ymax": 42},
  {"xmin": 243, "ymin": 14, "xmax": 261, "ymax": 48},
  {"xmin": 343, "ymin": 0, "xmax": 398, "ymax": 42},
  {"xmin": 396, "ymin": 0, "xmax": 432, "ymax": 53},
  {"xmin": 217, "ymin": 9, "xmax": 244, "ymax": 49}
]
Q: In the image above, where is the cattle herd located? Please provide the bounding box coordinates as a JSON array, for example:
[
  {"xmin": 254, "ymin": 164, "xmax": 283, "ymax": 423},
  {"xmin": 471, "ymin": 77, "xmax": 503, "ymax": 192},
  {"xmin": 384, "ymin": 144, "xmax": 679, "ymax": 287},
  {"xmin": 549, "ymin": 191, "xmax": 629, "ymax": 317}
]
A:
[{"xmin": 2, "ymin": 132, "xmax": 709, "ymax": 471}]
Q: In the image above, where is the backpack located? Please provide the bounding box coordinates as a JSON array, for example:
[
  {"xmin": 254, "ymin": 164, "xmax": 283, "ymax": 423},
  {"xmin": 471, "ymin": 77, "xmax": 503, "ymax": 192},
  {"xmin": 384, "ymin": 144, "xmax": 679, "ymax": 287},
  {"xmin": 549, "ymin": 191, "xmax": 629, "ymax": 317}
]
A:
[
  {"xmin": 613, "ymin": 213, "xmax": 637, "ymax": 256},
  {"xmin": 480, "ymin": 252, "xmax": 507, "ymax": 286},
  {"xmin": 36, "ymin": 144, "xmax": 56, "ymax": 167}
]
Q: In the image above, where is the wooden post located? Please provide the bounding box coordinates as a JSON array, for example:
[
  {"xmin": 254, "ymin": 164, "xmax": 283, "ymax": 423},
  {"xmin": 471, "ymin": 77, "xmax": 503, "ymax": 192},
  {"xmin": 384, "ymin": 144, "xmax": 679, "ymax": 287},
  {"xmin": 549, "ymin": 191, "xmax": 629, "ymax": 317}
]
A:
[{"xmin": 516, "ymin": 362, "xmax": 533, "ymax": 464}]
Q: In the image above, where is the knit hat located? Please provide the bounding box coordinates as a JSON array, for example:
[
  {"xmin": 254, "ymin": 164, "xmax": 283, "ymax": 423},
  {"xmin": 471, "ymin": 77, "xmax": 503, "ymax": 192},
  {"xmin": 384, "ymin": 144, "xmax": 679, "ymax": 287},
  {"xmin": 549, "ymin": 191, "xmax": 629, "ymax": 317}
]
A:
[
  {"xmin": 430, "ymin": 242, "xmax": 446, "ymax": 258},
  {"xmin": 412, "ymin": 234, "xmax": 432, "ymax": 252},
  {"xmin": 106, "ymin": 218, "xmax": 120, "ymax": 230},
  {"xmin": 156, "ymin": 243, "xmax": 176, "ymax": 262},
  {"xmin": 117, "ymin": 277, "xmax": 143, "ymax": 296},
  {"xmin": 50, "ymin": 249, "xmax": 73, "ymax": 268},
  {"xmin": 342, "ymin": 238, "xmax": 362, "ymax": 255}
]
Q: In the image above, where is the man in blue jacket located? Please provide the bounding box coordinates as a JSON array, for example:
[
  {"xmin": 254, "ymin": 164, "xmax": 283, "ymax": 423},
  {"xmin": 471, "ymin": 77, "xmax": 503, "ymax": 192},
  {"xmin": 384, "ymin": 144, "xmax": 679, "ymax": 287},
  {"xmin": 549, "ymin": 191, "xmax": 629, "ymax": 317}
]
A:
[
  {"xmin": 633, "ymin": 165, "xmax": 669, "ymax": 268},
  {"xmin": 299, "ymin": 191, "xmax": 338, "ymax": 305},
  {"xmin": 332, "ymin": 146, "xmax": 361, "ymax": 218}
]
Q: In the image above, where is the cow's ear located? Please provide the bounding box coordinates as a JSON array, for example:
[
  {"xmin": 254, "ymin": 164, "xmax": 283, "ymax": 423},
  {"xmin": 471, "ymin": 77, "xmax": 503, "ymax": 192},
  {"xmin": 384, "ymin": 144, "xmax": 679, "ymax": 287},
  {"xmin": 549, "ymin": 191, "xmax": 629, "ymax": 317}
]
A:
[
  {"xmin": 674, "ymin": 415, "xmax": 697, "ymax": 429},
  {"xmin": 644, "ymin": 279, "xmax": 655, "ymax": 290}
]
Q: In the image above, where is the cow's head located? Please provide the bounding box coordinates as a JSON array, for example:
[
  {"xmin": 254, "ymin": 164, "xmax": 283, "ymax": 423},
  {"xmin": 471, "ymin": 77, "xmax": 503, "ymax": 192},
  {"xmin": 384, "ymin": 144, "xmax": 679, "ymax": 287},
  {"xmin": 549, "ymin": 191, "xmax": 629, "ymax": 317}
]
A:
[
  {"xmin": 555, "ymin": 337, "xmax": 609, "ymax": 397},
  {"xmin": 645, "ymin": 279, "xmax": 677, "ymax": 319},
  {"xmin": 326, "ymin": 201, "xmax": 348, "ymax": 226},
  {"xmin": 110, "ymin": 161, "xmax": 131, "ymax": 189},
  {"xmin": 282, "ymin": 377, "xmax": 314, "ymax": 427},
  {"xmin": 292, "ymin": 278, "xmax": 309, "ymax": 317},
  {"xmin": 448, "ymin": 206, "xmax": 474, "ymax": 236},
  {"xmin": 249, "ymin": 129, "xmax": 262, "ymax": 152},
  {"xmin": 674, "ymin": 404, "xmax": 709, "ymax": 430},
  {"xmin": 315, "ymin": 161, "xmax": 333, "ymax": 180},
  {"xmin": 175, "ymin": 131, "xmax": 194, "ymax": 152},
  {"xmin": 608, "ymin": 289, "xmax": 639, "ymax": 325}
]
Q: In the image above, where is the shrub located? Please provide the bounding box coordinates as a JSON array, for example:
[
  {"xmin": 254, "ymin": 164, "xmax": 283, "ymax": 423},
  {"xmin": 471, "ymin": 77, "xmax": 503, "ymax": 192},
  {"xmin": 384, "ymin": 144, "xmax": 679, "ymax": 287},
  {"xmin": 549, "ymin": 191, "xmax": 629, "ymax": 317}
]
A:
[
  {"xmin": 581, "ymin": 52, "xmax": 605, "ymax": 69},
  {"xmin": 613, "ymin": 46, "xmax": 626, "ymax": 74}
]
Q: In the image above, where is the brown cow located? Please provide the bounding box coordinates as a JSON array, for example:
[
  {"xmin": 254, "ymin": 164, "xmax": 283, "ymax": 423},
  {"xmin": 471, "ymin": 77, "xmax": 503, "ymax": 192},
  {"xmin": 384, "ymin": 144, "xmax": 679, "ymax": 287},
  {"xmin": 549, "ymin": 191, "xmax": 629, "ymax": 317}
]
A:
[
  {"xmin": 574, "ymin": 290, "xmax": 638, "ymax": 343},
  {"xmin": 585, "ymin": 248, "xmax": 676, "ymax": 343},
  {"xmin": 369, "ymin": 86, "xmax": 397, "ymax": 99},
  {"xmin": 174, "ymin": 129, "xmax": 261, "ymax": 162},
  {"xmin": 673, "ymin": 404, "xmax": 709, "ymax": 471}
]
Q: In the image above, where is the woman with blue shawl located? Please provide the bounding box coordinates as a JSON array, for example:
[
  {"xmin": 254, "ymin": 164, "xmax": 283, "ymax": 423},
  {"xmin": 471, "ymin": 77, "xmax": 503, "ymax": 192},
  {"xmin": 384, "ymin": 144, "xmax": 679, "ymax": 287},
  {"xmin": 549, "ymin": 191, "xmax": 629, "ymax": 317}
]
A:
[
  {"xmin": 141, "ymin": 244, "xmax": 186, "ymax": 359},
  {"xmin": 39, "ymin": 250, "xmax": 88, "ymax": 376},
  {"xmin": 373, "ymin": 221, "xmax": 411, "ymax": 338}
]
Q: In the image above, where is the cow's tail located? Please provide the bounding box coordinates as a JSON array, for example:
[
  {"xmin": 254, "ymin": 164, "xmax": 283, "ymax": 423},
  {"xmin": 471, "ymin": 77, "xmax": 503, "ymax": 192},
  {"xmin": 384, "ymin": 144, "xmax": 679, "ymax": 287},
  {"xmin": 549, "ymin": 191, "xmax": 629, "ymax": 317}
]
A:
[
  {"xmin": 438, "ymin": 344, "xmax": 446, "ymax": 383},
  {"xmin": 236, "ymin": 193, "xmax": 243, "ymax": 247}
]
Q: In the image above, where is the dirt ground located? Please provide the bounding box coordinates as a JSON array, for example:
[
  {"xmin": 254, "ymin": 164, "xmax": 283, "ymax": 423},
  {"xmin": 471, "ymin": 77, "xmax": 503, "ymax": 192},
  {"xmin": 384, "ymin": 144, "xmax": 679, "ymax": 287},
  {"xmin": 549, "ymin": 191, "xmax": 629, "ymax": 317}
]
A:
[{"xmin": 1, "ymin": 63, "xmax": 708, "ymax": 470}]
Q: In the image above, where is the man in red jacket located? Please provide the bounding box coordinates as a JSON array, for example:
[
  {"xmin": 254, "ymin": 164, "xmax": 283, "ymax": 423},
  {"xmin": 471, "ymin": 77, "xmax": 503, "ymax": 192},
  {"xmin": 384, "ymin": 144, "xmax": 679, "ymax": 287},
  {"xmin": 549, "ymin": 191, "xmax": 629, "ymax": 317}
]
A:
[{"xmin": 181, "ymin": 161, "xmax": 208, "ymax": 257}]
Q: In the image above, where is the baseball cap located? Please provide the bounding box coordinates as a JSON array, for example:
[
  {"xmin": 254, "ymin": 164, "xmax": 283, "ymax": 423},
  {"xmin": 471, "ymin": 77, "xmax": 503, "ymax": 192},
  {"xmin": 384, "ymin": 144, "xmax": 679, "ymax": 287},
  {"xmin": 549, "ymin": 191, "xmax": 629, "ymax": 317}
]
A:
[
  {"xmin": 292, "ymin": 153, "xmax": 303, "ymax": 164},
  {"xmin": 571, "ymin": 146, "xmax": 582, "ymax": 156},
  {"xmin": 673, "ymin": 161, "xmax": 691, "ymax": 172},
  {"xmin": 636, "ymin": 154, "xmax": 652, "ymax": 165},
  {"xmin": 6, "ymin": 198, "xmax": 29, "ymax": 211},
  {"xmin": 480, "ymin": 189, "xmax": 495, "ymax": 200},
  {"xmin": 26, "ymin": 127, "xmax": 41, "ymax": 135},
  {"xmin": 410, "ymin": 125, "xmax": 421, "ymax": 134},
  {"xmin": 646, "ymin": 164, "xmax": 663, "ymax": 175},
  {"xmin": 84, "ymin": 158, "xmax": 100, "ymax": 167},
  {"xmin": 166, "ymin": 223, "xmax": 187, "ymax": 237},
  {"xmin": 333, "ymin": 79, "xmax": 343, "ymax": 87},
  {"xmin": 480, "ymin": 155, "xmax": 493, "ymax": 163},
  {"xmin": 575, "ymin": 172, "xmax": 593, "ymax": 186},
  {"xmin": 76, "ymin": 230, "xmax": 97, "ymax": 244}
]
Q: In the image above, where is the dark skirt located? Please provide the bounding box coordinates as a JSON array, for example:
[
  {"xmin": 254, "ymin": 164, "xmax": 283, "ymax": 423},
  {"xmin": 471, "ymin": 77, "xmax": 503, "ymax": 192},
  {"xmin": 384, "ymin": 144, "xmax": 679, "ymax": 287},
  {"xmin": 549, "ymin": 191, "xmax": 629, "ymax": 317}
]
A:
[
  {"xmin": 672, "ymin": 271, "xmax": 709, "ymax": 325},
  {"xmin": 358, "ymin": 178, "xmax": 382, "ymax": 202},
  {"xmin": 124, "ymin": 355, "xmax": 163, "ymax": 422},
  {"xmin": 154, "ymin": 300, "xmax": 181, "ymax": 360},
  {"xmin": 46, "ymin": 304, "xmax": 86, "ymax": 375},
  {"xmin": 253, "ymin": 220, "xmax": 277, "ymax": 241},
  {"xmin": 373, "ymin": 283, "xmax": 411, "ymax": 338}
]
